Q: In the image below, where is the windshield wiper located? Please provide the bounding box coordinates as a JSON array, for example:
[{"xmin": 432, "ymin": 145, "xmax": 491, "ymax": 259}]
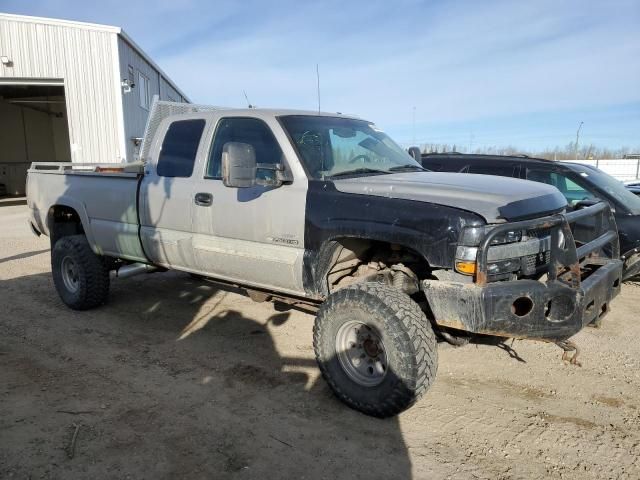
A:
[
  {"xmin": 328, "ymin": 168, "xmax": 390, "ymax": 178},
  {"xmin": 388, "ymin": 164, "xmax": 426, "ymax": 172}
]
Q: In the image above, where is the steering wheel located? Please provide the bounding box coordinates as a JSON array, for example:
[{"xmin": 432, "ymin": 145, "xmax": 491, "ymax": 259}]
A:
[
  {"xmin": 298, "ymin": 130, "xmax": 322, "ymax": 148},
  {"xmin": 349, "ymin": 154, "xmax": 372, "ymax": 164}
]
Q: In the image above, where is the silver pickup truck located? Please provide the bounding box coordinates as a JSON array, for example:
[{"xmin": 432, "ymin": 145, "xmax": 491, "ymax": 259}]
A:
[{"xmin": 27, "ymin": 101, "xmax": 623, "ymax": 417}]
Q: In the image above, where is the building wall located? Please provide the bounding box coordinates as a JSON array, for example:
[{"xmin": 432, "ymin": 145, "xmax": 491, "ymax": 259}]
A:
[
  {"xmin": 0, "ymin": 15, "xmax": 123, "ymax": 163},
  {"xmin": 563, "ymin": 159, "xmax": 640, "ymax": 181},
  {"xmin": 118, "ymin": 37, "xmax": 187, "ymax": 161}
]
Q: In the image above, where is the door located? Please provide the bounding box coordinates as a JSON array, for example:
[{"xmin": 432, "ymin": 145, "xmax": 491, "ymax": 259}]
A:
[
  {"xmin": 525, "ymin": 166, "xmax": 603, "ymax": 243},
  {"xmin": 190, "ymin": 116, "xmax": 308, "ymax": 296},
  {"xmin": 0, "ymin": 82, "xmax": 71, "ymax": 195},
  {"xmin": 525, "ymin": 167, "xmax": 599, "ymax": 208},
  {"xmin": 139, "ymin": 117, "xmax": 207, "ymax": 268}
]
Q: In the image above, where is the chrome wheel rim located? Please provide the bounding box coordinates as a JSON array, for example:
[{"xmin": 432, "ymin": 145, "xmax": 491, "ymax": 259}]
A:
[
  {"xmin": 61, "ymin": 256, "xmax": 80, "ymax": 293},
  {"xmin": 335, "ymin": 320, "xmax": 388, "ymax": 387}
]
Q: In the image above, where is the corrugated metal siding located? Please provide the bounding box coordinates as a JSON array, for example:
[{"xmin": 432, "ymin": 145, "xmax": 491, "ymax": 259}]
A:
[
  {"xmin": 0, "ymin": 17, "xmax": 123, "ymax": 163},
  {"xmin": 160, "ymin": 78, "xmax": 183, "ymax": 103},
  {"xmin": 118, "ymin": 37, "xmax": 188, "ymax": 161}
]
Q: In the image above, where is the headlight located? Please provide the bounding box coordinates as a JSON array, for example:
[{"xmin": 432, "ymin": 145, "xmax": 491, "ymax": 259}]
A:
[
  {"xmin": 456, "ymin": 226, "xmax": 524, "ymax": 276},
  {"xmin": 454, "ymin": 245, "xmax": 521, "ymax": 276},
  {"xmin": 455, "ymin": 246, "xmax": 479, "ymax": 275},
  {"xmin": 493, "ymin": 230, "xmax": 522, "ymax": 245},
  {"xmin": 459, "ymin": 226, "xmax": 522, "ymax": 246},
  {"xmin": 487, "ymin": 258, "xmax": 521, "ymax": 275}
]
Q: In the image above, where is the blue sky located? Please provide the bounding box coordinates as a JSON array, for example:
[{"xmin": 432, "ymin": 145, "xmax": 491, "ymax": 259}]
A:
[{"xmin": 2, "ymin": 0, "xmax": 638, "ymax": 150}]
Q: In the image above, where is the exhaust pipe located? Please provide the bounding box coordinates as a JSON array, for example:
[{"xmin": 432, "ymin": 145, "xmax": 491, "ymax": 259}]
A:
[{"xmin": 115, "ymin": 263, "xmax": 158, "ymax": 279}]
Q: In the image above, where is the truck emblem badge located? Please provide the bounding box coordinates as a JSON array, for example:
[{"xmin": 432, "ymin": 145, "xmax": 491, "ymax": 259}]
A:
[{"xmin": 268, "ymin": 236, "xmax": 299, "ymax": 246}]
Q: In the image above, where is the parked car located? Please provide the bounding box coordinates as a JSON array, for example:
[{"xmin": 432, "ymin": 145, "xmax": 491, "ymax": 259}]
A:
[
  {"xmin": 627, "ymin": 186, "xmax": 640, "ymax": 197},
  {"xmin": 624, "ymin": 180, "xmax": 640, "ymax": 197},
  {"xmin": 421, "ymin": 153, "xmax": 640, "ymax": 280},
  {"xmin": 26, "ymin": 103, "xmax": 622, "ymax": 417}
]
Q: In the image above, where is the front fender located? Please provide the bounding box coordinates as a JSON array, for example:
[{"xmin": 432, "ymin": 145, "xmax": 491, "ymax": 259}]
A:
[{"xmin": 301, "ymin": 181, "xmax": 486, "ymax": 296}]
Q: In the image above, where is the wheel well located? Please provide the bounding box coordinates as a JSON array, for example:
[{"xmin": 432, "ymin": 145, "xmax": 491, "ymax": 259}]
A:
[
  {"xmin": 47, "ymin": 205, "xmax": 85, "ymax": 246},
  {"xmin": 325, "ymin": 238, "xmax": 430, "ymax": 294}
]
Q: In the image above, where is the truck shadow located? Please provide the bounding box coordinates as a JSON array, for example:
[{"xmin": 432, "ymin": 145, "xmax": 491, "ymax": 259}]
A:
[
  {"xmin": 0, "ymin": 248, "xmax": 49, "ymax": 264},
  {"xmin": 1, "ymin": 269, "xmax": 414, "ymax": 479},
  {"xmin": 463, "ymin": 335, "xmax": 528, "ymax": 363}
]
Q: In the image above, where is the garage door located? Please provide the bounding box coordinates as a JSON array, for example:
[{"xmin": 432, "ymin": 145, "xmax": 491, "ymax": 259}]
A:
[{"xmin": 0, "ymin": 81, "xmax": 70, "ymax": 196}]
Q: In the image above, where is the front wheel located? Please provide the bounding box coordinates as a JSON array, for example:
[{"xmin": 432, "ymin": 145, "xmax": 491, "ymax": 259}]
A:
[
  {"xmin": 313, "ymin": 283, "xmax": 438, "ymax": 417},
  {"xmin": 51, "ymin": 235, "xmax": 110, "ymax": 310}
]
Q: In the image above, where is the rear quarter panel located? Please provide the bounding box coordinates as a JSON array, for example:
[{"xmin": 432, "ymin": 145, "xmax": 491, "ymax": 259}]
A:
[{"xmin": 27, "ymin": 170, "xmax": 146, "ymax": 261}]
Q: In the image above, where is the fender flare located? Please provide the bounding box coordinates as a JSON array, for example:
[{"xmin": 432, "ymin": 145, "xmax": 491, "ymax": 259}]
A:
[
  {"xmin": 47, "ymin": 196, "xmax": 99, "ymax": 254},
  {"xmin": 306, "ymin": 235, "xmax": 431, "ymax": 297}
]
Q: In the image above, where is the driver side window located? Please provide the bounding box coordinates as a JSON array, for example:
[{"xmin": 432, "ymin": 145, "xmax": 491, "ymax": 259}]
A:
[
  {"xmin": 526, "ymin": 168, "xmax": 597, "ymax": 206},
  {"xmin": 206, "ymin": 117, "xmax": 284, "ymax": 178}
]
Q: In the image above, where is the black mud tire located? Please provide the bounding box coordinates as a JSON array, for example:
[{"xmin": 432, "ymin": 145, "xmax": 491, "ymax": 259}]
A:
[
  {"xmin": 51, "ymin": 235, "xmax": 110, "ymax": 310},
  {"xmin": 313, "ymin": 283, "xmax": 438, "ymax": 417}
]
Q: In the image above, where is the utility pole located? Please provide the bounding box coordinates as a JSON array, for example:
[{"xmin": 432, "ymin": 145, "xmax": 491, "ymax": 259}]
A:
[
  {"xmin": 316, "ymin": 64, "xmax": 321, "ymax": 114},
  {"xmin": 412, "ymin": 106, "xmax": 416, "ymax": 145},
  {"xmin": 574, "ymin": 121, "xmax": 584, "ymax": 160}
]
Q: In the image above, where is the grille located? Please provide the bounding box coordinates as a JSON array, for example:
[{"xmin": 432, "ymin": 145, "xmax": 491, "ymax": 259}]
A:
[
  {"xmin": 523, "ymin": 227, "xmax": 552, "ymax": 274},
  {"xmin": 524, "ymin": 250, "xmax": 551, "ymax": 272},
  {"xmin": 527, "ymin": 227, "xmax": 551, "ymax": 239}
]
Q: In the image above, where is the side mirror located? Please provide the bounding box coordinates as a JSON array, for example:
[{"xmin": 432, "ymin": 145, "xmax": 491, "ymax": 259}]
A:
[
  {"xmin": 222, "ymin": 142, "xmax": 257, "ymax": 188},
  {"xmin": 222, "ymin": 141, "xmax": 290, "ymax": 188},
  {"xmin": 408, "ymin": 146, "xmax": 422, "ymax": 163}
]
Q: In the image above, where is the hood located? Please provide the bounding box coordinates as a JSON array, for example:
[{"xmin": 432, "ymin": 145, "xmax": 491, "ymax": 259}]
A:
[{"xmin": 333, "ymin": 172, "xmax": 567, "ymax": 223}]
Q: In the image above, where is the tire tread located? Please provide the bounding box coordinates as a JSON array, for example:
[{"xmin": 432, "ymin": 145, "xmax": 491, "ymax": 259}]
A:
[
  {"xmin": 313, "ymin": 283, "xmax": 437, "ymax": 417},
  {"xmin": 52, "ymin": 235, "xmax": 109, "ymax": 310}
]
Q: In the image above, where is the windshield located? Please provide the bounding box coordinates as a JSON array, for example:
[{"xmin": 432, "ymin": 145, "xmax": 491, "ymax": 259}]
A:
[
  {"xmin": 565, "ymin": 164, "xmax": 640, "ymax": 215},
  {"xmin": 279, "ymin": 115, "xmax": 422, "ymax": 179}
]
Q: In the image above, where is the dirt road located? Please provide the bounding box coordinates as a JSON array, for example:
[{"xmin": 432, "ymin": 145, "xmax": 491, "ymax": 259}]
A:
[{"xmin": 1, "ymin": 203, "xmax": 639, "ymax": 479}]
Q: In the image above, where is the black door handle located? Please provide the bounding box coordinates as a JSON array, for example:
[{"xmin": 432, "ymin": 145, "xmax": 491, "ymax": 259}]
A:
[{"xmin": 194, "ymin": 192, "xmax": 213, "ymax": 206}]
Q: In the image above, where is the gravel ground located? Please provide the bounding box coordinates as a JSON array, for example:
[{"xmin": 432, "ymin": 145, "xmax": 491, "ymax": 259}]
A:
[{"xmin": 1, "ymin": 203, "xmax": 639, "ymax": 479}]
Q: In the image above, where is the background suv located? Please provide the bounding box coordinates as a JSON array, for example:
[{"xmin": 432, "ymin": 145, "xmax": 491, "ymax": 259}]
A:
[{"xmin": 420, "ymin": 153, "xmax": 640, "ymax": 280}]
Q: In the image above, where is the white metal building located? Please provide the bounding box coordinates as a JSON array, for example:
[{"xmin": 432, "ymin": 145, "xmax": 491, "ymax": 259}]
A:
[
  {"xmin": 563, "ymin": 159, "xmax": 640, "ymax": 182},
  {"xmin": 0, "ymin": 13, "xmax": 189, "ymax": 195}
]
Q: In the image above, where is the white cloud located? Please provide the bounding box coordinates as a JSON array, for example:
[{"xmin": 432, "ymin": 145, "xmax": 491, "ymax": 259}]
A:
[
  {"xmin": 153, "ymin": 0, "xmax": 639, "ymax": 127},
  {"xmin": 4, "ymin": 0, "xmax": 638, "ymax": 146}
]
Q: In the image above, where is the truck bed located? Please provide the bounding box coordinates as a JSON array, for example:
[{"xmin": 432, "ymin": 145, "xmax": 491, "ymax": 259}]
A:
[{"xmin": 27, "ymin": 162, "xmax": 147, "ymax": 262}]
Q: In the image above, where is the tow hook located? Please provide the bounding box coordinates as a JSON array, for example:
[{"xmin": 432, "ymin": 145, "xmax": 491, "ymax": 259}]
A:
[{"xmin": 555, "ymin": 340, "xmax": 581, "ymax": 367}]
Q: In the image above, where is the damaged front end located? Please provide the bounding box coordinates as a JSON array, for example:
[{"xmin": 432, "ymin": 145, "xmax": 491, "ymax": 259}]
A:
[{"xmin": 422, "ymin": 202, "xmax": 623, "ymax": 341}]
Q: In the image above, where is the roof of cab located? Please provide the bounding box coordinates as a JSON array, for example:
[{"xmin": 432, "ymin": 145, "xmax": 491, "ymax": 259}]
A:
[
  {"xmin": 168, "ymin": 108, "xmax": 363, "ymax": 121},
  {"xmin": 421, "ymin": 152, "xmax": 566, "ymax": 167}
]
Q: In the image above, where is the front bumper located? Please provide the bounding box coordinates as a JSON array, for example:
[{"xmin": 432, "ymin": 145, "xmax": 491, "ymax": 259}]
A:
[
  {"xmin": 422, "ymin": 258, "xmax": 622, "ymax": 341},
  {"xmin": 423, "ymin": 202, "xmax": 623, "ymax": 341}
]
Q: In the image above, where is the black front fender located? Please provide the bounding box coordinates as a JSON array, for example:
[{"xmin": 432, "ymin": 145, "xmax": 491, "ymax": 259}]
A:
[{"xmin": 302, "ymin": 180, "xmax": 485, "ymax": 296}]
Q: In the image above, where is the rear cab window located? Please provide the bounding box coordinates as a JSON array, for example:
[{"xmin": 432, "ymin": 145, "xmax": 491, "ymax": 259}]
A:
[{"xmin": 156, "ymin": 119, "xmax": 206, "ymax": 178}]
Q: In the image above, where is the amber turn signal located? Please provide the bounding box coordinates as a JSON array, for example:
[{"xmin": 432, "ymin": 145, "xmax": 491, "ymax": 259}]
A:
[{"xmin": 455, "ymin": 261, "xmax": 477, "ymax": 275}]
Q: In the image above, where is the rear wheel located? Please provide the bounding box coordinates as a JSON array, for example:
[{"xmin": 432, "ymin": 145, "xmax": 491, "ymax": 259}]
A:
[
  {"xmin": 313, "ymin": 283, "xmax": 438, "ymax": 417},
  {"xmin": 52, "ymin": 235, "xmax": 110, "ymax": 310}
]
